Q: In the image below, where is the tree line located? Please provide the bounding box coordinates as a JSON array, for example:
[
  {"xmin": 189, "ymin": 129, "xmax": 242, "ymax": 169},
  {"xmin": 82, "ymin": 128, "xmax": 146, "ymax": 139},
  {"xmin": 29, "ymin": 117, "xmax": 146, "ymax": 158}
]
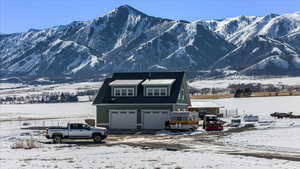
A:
[{"xmin": 1, "ymin": 92, "xmax": 78, "ymax": 104}]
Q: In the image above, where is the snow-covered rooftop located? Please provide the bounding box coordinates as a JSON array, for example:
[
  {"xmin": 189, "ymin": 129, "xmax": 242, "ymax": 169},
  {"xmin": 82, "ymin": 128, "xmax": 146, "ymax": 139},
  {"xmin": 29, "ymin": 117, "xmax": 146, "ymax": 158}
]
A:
[
  {"xmin": 109, "ymin": 79, "xmax": 143, "ymax": 86},
  {"xmin": 142, "ymin": 79, "xmax": 176, "ymax": 85},
  {"xmin": 190, "ymin": 101, "xmax": 223, "ymax": 108}
]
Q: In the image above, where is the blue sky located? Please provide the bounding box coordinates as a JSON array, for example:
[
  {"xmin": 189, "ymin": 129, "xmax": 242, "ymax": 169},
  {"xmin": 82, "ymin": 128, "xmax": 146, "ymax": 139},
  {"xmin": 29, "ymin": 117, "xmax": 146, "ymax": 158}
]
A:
[{"xmin": 1, "ymin": 0, "xmax": 300, "ymax": 33}]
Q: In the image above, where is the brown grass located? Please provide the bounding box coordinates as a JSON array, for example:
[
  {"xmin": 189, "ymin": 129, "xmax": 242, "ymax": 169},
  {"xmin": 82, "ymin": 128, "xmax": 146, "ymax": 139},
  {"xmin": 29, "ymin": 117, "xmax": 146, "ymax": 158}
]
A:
[
  {"xmin": 191, "ymin": 91, "xmax": 300, "ymax": 99},
  {"xmin": 251, "ymin": 91, "xmax": 300, "ymax": 97},
  {"xmin": 191, "ymin": 94, "xmax": 233, "ymax": 99}
]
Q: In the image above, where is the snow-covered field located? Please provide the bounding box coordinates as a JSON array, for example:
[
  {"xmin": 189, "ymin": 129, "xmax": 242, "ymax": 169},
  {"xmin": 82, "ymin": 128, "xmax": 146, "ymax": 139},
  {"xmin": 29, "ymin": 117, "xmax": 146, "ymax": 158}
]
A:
[
  {"xmin": 2, "ymin": 143, "xmax": 299, "ymax": 169},
  {"xmin": 189, "ymin": 76, "xmax": 300, "ymax": 89},
  {"xmin": 0, "ymin": 83, "xmax": 24, "ymax": 89},
  {"xmin": 195, "ymin": 96, "xmax": 300, "ymax": 154},
  {"xmin": 222, "ymin": 125, "xmax": 300, "ymax": 153},
  {"xmin": 193, "ymin": 96, "xmax": 300, "ymax": 117},
  {"xmin": 0, "ymin": 102, "xmax": 95, "ymax": 121},
  {"xmin": 0, "ymin": 81, "xmax": 102, "ymax": 97},
  {"xmin": 1, "ymin": 76, "xmax": 300, "ymax": 98},
  {"xmin": 1, "ymin": 96, "xmax": 300, "ymax": 168}
]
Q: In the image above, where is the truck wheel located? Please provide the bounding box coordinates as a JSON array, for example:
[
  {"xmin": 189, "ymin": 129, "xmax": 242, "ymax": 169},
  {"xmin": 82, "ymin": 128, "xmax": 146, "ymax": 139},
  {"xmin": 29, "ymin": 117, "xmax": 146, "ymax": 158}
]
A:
[
  {"xmin": 93, "ymin": 134, "xmax": 102, "ymax": 143},
  {"xmin": 53, "ymin": 135, "xmax": 62, "ymax": 144}
]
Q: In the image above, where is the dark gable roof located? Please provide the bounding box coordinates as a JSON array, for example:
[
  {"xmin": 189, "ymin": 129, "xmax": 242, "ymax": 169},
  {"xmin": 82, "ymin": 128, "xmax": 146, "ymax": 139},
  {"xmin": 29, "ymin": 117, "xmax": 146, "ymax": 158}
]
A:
[{"xmin": 93, "ymin": 72, "xmax": 185, "ymax": 104}]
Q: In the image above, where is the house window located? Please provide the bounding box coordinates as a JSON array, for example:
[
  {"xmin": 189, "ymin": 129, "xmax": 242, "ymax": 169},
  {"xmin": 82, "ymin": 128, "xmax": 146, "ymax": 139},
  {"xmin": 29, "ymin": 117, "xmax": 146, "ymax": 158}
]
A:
[
  {"xmin": 154, "ymin": 88, "xmax": 160, "ymax": 96},
  {"xmin": 121, "ymin": 89, "xmax": 127, "ymax": 96},
  {"xmin": 115, "ymin": 88, "xmax": 121, "ymax": 96},
  {"xmin": 146, "ymin": 87, "xmax": 168, "ymax": 96},
  {"xmin": 127, "ymin": 88, "xmax": 134, "ymax": 96},
  {"xmin": 160, "ymin": 88, "xmax": 167, "ymax": 96},
  {"xmin": 147, "ymin": 88, "xmax": 153, "ymax": 96},
  {"xmin": 181, "ymin": 89, "xmax": 185, "ymax": 100},
  {"xmin": 114, "ymin": 88, "xmax": 135, "ymax": 96}
]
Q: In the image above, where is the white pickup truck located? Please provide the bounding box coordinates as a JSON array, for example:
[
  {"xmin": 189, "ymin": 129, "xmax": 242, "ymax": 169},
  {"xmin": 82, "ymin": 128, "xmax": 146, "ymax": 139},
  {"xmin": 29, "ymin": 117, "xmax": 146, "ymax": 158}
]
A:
[{"xmin": 45, "ymin": 123, "xmax": 107, "ymax": 143}]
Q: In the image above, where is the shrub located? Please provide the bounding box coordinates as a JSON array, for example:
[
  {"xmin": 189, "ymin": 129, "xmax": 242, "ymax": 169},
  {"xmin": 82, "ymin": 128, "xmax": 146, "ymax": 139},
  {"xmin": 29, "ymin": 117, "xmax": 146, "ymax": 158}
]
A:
[{"xmin": 10, "ymin": 137, "xmax": 41, "ymax": 149}]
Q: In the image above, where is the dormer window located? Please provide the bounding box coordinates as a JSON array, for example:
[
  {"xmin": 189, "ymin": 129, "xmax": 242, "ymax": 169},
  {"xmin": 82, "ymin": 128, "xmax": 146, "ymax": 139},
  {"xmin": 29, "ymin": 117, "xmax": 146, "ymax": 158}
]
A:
[
  {"xmin": 114, "ymin": 88, "xmax": 135, "ymax": 96},
  {"xmin": 142, "ymin": 79, "xmax": 175, "ymax": 96},
  {"xmin": 146, "ymin": 87, "xmax": 168, "ymax": 96},
  {"xmin": 109, "ymin": 79, "xmax": 143, "ymax": 97}
]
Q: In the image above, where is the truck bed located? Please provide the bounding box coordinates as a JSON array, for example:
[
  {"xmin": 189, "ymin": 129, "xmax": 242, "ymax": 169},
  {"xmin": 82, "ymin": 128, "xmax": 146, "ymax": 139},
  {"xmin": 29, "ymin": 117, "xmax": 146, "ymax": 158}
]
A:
[{"xmin": 47, "ymin": 126, "xmax": 67, "ymax": 130}]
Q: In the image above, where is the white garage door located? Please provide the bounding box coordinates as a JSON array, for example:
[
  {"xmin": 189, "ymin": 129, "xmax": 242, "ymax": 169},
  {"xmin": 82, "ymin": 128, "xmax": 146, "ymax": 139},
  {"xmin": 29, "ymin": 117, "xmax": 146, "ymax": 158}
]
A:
[
  {"xmin": 110, "ymin": 110, "xmax": 137, "ymax": 129},
  {"xmin": 143, "ymin": 110, "xmax": 170, "ymax": 129}
]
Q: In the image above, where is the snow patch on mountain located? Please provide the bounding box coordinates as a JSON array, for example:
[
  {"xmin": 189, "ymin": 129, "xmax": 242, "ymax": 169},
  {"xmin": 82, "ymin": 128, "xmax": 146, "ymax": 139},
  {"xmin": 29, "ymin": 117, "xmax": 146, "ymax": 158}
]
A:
[
  {"xmin": 271, "ymin": 47, "xmax": 283, "ymax": 55},
  {"xmin": 148, "ymin": 64, "xmax": 168, "ymax": 70},
  {"xmin": 293, "ymin": 56, "xmax": 300, "ymax": 68},
  {"xmin": 260, "ymin": 12, "xmax": 300, "ymax": 37},
  {"xmin": 198, "ymin": 12, "xmax": 300, "ymax": 46},
  {"xmin": 257, "ymin": 56, "xmax": 289, "ymax": 69},
  {"xmin": 198, "ymin": 16, "xmax": 259, "ymax": 39},
  {"xmin": 7, "ymin": 53, "xmax": 41, "ymax": 74},
  {"xmin": 251, "ymin": 47, "xmax": 259, "ymax": 54}
]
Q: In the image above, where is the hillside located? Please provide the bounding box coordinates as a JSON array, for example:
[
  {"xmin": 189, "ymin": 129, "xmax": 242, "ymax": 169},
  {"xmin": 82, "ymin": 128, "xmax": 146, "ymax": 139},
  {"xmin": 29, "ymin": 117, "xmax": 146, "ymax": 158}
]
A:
[{"xmin": 0, "ymin": 5, "xmax": 299, "ymax": 81}]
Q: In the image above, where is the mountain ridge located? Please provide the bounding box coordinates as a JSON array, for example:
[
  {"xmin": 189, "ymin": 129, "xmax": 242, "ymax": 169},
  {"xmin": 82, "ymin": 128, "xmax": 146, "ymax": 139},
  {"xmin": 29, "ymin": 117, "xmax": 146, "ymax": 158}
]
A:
[{"xmin": 1, "ymin": 5, "xmax": 300, "ymax": 80}]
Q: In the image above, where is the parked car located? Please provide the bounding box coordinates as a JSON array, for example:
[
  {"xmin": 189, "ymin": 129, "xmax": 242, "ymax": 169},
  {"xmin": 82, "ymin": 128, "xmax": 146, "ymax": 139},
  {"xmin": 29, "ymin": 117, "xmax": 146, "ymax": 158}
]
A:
[
  {"xmin": 203, "ymin": 115, "xmax": 224, "ymax": 131},
  {"xmin": 243, "ymin": 114, "xmax": 259, "ymax": 122},
  {"xmin": 229, "ymin": 117, "xmax": 242, "ymax": 127},
  {"xmin": 45, "ymin": 123, "xmax": 107, "ymax": 143},
  {"xmin": 270, "ymin": 112, "xmax": 300, "ymax": 119}
]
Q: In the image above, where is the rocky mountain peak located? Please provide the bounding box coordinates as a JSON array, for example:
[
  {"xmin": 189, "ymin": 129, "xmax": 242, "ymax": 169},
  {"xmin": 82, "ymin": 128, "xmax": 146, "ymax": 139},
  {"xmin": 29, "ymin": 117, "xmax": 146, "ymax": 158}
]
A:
[
  {"xmin": 106, "ymin": 5, "xmax": 146, "ymax": 18},
  {"xmin": 1, "ymin": 7, "xmax": 300, "ymax": 80}
]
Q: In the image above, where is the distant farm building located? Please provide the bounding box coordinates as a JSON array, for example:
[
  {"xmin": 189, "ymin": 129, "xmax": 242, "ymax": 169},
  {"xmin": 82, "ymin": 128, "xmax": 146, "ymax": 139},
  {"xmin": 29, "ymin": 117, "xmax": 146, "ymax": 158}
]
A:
[{"xmin": 188, "ymin": 101, "xmax": 223, "ymax": 118}]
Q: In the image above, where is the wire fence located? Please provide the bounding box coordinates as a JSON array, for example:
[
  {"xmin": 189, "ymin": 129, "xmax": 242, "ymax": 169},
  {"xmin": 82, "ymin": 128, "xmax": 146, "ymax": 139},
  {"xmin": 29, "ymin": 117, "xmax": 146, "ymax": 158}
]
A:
[
  {"xmin": 0, "ymin": 118, "xmax": 86, "ymax": 129},
  {"xmin": 221, "ymin": 109, "xmax": 240, "ymax": 119}
]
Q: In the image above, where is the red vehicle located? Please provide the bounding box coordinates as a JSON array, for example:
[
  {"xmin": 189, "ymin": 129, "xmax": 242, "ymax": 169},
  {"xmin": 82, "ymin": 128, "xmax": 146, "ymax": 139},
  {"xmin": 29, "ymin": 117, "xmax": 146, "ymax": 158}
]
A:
[{"xmin": 203, "ymin": 115, "xmax": 223, "ymax": 131}]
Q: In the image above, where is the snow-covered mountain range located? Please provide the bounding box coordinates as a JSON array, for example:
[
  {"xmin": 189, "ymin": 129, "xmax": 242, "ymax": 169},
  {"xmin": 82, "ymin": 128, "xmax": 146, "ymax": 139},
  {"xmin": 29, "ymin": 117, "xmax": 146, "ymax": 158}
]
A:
[{"xmin": 0, "ymin": 5, "xmax": 299, "ymax": 80}]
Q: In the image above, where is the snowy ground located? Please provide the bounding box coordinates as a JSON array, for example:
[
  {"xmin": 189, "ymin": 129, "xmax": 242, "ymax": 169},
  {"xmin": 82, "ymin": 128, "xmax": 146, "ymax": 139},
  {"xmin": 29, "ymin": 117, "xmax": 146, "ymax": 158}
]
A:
[
  {"xmin": 1, "ymin": 76, "xmax": 300, "ymax": 98},
  {"xmin": 192, "ymin": 96, "xmax": 300, "ymax": 117},
  {"xmin": 189, "ymin": 76, "xmax": 300, "ymax": 89},
  {"xmin": 222, "ymin": 125, "xmax": 300, "ymax": 153},
  {"xmin": 193, "ymin": 96, "xmax": 300, "ymax": 151},
  {"xmin": 0, "ymin": 102, "xmax": 95, "ymax": 121},
  {"xmin": 0, "ymin": 81, "xmax": 102, "ymax": 97},
  {"xmin": 1, "ymin": 97, "xmax": 300, "ymax": 168}
]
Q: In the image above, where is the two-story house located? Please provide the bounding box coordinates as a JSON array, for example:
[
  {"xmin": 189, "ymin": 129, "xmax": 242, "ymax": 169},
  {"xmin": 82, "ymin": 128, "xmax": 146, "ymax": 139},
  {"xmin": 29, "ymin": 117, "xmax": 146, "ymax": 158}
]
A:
[{"xmin": 92, "ymin": 72, "xmax": 191, "ymax": 130}]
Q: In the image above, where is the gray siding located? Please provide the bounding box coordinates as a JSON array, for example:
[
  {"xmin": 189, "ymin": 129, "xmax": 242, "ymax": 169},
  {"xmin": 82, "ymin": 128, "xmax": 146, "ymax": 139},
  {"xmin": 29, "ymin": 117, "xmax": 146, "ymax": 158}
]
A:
[
  {"xmin": 173, "ymin": 104, "xmax": 188, "ymax": 111},
  {"xmin": 96, "ymin": 106, "xmax": 109, "ymax": 124},
  {"xmin": 176, "ymin": 74, "xmax": 191, "ymax": 105}
]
